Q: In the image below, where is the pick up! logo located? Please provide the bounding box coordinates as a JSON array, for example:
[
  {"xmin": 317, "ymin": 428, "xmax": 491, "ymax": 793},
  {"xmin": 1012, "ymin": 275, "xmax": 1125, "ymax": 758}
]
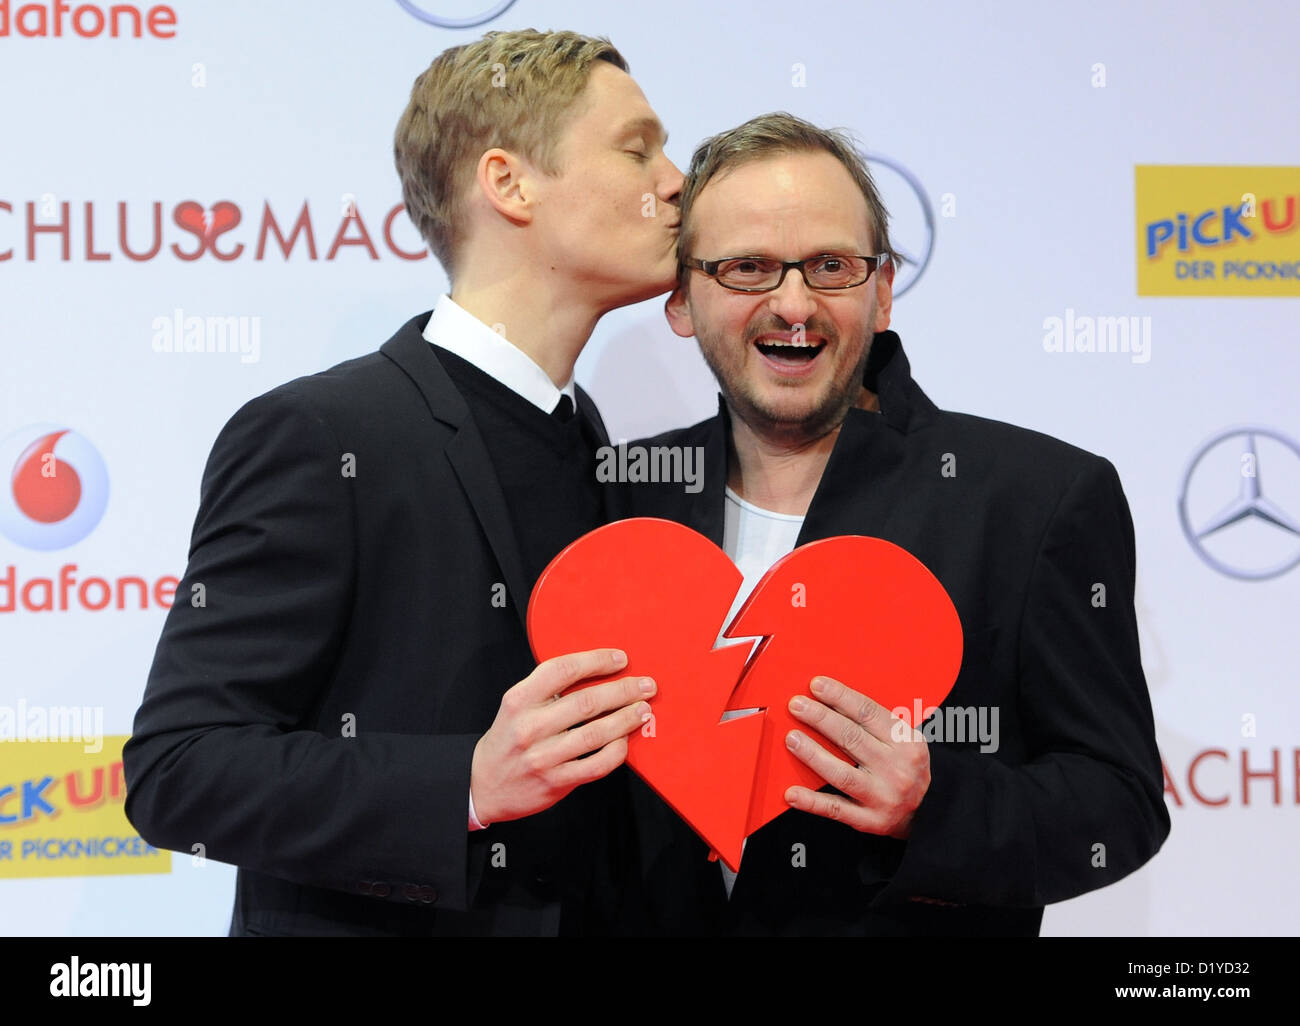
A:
[
  {"xmin": 1135, "ymin": 165, "xmax": 1300, "ymax": 296},
  {"xmin": 527, "ymin": 518, "xmax": 963, "ymax": 869}
]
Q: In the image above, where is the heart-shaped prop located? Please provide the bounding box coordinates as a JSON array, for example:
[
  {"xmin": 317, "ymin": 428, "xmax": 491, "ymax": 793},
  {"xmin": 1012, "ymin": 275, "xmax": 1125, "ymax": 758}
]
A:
[{"xmin": 527, "ymin": 518, "xmax": 962, "ymax": 870}]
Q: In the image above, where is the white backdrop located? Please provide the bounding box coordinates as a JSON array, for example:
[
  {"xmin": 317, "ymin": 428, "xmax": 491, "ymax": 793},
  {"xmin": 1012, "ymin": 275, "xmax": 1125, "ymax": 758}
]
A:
[{"xmin": 1, "ymin": 0, "xmax": 1297, "ymax": 935}]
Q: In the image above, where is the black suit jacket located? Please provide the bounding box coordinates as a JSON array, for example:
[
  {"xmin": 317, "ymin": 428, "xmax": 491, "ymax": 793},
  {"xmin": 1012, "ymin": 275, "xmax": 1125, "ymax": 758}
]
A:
[
  {"xmin": 614, "ymin": 330, "xmax": 1171, "ymax": 936},
  {"xmin": 123, "ymin": 311, "xmax": 630, "ymax": 936}
]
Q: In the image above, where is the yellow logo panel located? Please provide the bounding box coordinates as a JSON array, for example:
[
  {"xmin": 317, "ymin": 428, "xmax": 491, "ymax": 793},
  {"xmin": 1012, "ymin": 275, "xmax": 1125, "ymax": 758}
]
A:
[
  {"xmin": 1136, "ymin": 165, "xmax": 1300, "ymax": 296},
  {"xmin": 0, "ymin": 736, "xmax": 171, "ymax": 878}
]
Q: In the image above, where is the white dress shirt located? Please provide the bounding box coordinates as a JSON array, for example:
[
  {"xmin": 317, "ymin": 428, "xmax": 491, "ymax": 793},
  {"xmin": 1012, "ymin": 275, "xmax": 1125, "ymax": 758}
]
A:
[
  {"xmin": 422, "ymin": 293, "xmax": 576, "ymax": 414},
  {"xmin": 718, "ymin": 486, "xmax": 806, "ymax": 896},
  {"xmin": 422, "ymin": 293, "xmax": 577, "ymax": 830}
]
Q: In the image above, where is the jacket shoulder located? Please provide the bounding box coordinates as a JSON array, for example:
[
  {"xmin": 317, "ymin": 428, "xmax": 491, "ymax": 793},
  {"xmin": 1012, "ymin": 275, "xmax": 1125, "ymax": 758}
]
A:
[
  {"xmin": 931, "ymin": 409, "xmax": 1117, "ymax": 490},
  {"xmin": 223, "ymin": 326, "xmax": 431, "ymax": 443},
  {"xmin": 269, "ymin": 349, "xmax": 408, "ymax": 412}
]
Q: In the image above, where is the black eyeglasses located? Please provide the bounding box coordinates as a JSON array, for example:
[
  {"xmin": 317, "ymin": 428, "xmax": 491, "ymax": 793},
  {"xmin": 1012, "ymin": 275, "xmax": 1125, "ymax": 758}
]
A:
[{"xmin": 680, "ymin": 253, "xmax": 890, "ymax": 292}]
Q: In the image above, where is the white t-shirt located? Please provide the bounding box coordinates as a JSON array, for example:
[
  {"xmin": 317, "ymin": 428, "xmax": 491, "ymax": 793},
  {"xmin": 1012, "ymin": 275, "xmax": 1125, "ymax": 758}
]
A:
[{"xmin": 718, "ymin": 486, "xmax": 805, "ymax": 897}]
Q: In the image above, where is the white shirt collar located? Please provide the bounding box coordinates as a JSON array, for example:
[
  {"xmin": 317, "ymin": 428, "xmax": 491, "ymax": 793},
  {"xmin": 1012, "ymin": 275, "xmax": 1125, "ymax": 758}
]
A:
[{"xmin": 422, "ymin": 293, "xmax": 576, "ymax": 415}]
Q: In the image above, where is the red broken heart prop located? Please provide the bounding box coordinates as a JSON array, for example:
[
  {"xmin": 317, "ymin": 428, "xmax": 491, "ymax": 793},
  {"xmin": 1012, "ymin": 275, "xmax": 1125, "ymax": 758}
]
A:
[{"xmin": 527, "ymin": 518, "xmax": 963, "ymax": 871}]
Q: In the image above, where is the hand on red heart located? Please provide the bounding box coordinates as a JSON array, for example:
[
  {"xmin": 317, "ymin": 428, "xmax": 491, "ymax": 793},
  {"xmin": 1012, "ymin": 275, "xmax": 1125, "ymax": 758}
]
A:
[
  {"xmin": 721, "ymin": 534, "xmax": 961, "ymax": 839},
  {"xmin": 527, "ymin": 519, "xmax": 962, "ymax": 868},
  {"xmin": 783, "ymin": 675, "xmax": 931, "ymax": 839},
  {"xmin": 469, "ymin": 648, "xmax": 654, "ymax": 827}
]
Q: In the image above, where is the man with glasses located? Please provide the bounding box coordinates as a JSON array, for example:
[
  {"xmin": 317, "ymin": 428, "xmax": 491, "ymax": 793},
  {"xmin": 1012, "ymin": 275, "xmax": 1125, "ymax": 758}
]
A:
[{"xmin": 617, "ymin": 112, "xmax": 1169, "ymax": 935}]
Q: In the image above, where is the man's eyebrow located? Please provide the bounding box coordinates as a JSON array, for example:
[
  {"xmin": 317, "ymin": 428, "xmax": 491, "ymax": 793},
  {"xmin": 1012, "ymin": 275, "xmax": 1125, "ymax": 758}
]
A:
[
  {"xmin": 720, "ymin": 245, "xmax": 863, "ymax": 257},
  {"xmin": 618, "ymin": 116, "xmax": 668, "ymax": 146}
]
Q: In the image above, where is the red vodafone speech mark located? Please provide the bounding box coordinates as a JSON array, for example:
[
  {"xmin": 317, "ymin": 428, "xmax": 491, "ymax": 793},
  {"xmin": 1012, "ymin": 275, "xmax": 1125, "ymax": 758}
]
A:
[
  {"xmin": 527, "ymin": 518, "xmax": 962, "ymax": 869},
  {"xmin": 12, "ymin": 430, "xmax": 80, "ymax": 523}
]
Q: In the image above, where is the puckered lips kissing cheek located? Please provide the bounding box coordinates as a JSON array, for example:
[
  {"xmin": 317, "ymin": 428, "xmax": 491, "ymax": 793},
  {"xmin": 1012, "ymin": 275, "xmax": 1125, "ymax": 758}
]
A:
[
  {"xmin": 666, "ymin": 216, "xmax": 681, "ymax": 250},
  {"xmin": 749, "ymin": 323, "xmax": 831, "ymax": 379}
]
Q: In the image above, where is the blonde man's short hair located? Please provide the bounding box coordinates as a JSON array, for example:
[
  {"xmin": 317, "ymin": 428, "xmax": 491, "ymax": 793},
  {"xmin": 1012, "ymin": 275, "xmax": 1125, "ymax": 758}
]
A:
[{"xmin": 395, "ymin": 28, "xmax": 628, "ymax": 277}]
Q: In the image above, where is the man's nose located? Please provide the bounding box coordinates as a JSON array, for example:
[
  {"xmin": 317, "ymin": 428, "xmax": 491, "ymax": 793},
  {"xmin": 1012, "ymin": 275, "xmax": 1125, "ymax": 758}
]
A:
[
  {"xmin": 661, "ymin": 156, "xmax": 685, "ymax": 206},
  {"xmin": 766, "ymin": 266, "xmax": 819, "ymax": 325}
]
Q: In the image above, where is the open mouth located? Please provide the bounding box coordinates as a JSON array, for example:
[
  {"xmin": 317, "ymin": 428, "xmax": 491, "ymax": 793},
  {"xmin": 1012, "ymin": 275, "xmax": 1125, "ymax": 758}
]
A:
[{"xmin": 754, "ymin": 337, "xmax": 826, "ymax": 371}]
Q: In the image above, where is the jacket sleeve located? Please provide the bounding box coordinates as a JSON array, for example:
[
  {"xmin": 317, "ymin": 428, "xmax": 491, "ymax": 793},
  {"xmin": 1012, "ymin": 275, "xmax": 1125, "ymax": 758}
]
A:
[
  {"xmin": 871, "ymin": 456, "xmax": 1171, "ymax": 908},
  {"xmin": 122, "ymin": 386, "xmax": 481, "ymax": 911}
]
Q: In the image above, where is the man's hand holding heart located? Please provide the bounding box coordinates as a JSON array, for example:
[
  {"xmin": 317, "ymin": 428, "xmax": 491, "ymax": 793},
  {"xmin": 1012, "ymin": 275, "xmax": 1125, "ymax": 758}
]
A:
[
  {"xmin": 528, "ymin": 519, "xmax": 963, "ymax": 865},
  {"xmin": 784, "ymin": 675, "xmax": 930, "ymax": 840}
]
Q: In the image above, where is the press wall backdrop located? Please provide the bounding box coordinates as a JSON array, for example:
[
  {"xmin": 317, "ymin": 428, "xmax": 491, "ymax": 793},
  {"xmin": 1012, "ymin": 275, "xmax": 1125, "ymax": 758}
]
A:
[{"xmin": 2, "ymin": 0, "xmax": 1297, "ymax": 935}]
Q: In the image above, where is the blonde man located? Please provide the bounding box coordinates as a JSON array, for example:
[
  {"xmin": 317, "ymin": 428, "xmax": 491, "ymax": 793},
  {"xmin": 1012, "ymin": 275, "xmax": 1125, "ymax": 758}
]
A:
[{"xmin": 125, "ymin": 29, "xmax": 683, "ymax": 937}]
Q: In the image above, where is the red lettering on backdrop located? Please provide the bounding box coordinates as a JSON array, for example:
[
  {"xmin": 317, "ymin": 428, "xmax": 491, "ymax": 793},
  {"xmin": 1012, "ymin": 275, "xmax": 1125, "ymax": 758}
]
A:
[
  {"xmin": 0, "ymin": 2, "xmax": 177, "ymax": 38},
  {"xmin": 154, "ymin": 576, "xmax": 177, "ymax": 607},
  {"xmin": 85, "ymin": 201, "xmax": 109, "ymax": 261},
  {"xmin": 384, "ymin": 203, "xmax": 427, "ymax": 261},
  {"xmin": 120, "ymin": 201, "xmax": 163, "ymax": 261},
  {"xmin": 327, "ymin": 208, "xmax": 380, "ymax": 260},
  {"xmin": 1242, "ymin": 748, "xmax": 1281, "ymax": 806},
  {"xmin": 172, "ymin": 201, "xmax": 242, "ymax": 261},
  {"xmin": 1161, "ymin": 758, "xmax": 1182, "ymax": 806},
  {"xmin": 66, "ymin": 767, "xmax": 105, "ymax": 807},
  {"xmin": 27, "ymin": 200, "xmax": 70, "ymax": 260},
  {"xmin": 258, "ymin": 202, "xmax": 318, "ymax": 260},
  {"xmin": 0, "ymin": 566, "xmax": 181, "ymax": 612},
  {"xmin": 1187, "ymin": 749, "xmax": 1229, "ymax": 806},
  {"xmin": 2, "ymin": 199, "xmax": 433, "ymax": 260}
]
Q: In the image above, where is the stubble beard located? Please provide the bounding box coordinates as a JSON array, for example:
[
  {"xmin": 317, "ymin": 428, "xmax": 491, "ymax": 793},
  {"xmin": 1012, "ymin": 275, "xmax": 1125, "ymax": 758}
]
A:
[{"xmin": 698, "ymin": 323, "xmax": 876, "ymax": 447}]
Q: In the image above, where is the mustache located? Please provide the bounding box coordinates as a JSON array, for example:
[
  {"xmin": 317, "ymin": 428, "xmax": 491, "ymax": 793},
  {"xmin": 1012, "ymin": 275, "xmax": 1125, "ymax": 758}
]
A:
[{"xmin": 745, "ymin": 317, "xmax": 838, "ymax": 345}]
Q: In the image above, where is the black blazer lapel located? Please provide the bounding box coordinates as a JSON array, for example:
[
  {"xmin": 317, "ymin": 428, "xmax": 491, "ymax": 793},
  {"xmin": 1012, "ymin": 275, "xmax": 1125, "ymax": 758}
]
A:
[
  {"xmin": 380, "ymin": 314, "xmax": 532, "ymax": 629},
  {"xmin": 694, "ymin": 407, "xmax": 731, "ymax": 548},
  {"xmin": 575, "ymin": 384, "xmax": 610, "ymax": 447},
  {"xmin": 614, "ymin": 407, "xmax": 730, "ymax": 547}
]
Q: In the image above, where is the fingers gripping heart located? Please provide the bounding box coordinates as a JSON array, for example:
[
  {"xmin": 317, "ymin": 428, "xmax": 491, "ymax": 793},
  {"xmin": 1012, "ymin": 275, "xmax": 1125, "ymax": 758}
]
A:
[{"xmin": 527, "ymin": 518, "xmax": 962, "ymax": 870}]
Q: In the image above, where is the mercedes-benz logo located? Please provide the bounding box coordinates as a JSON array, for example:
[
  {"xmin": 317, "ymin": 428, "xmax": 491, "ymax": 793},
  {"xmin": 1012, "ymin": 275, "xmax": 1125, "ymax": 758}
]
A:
[
  {"xmin": 1179, "ymin": 426, "xmax": 1300, "ymax": 580},
  {"xmin": 862, "ymin": 152, "xmax": 935, "ymax": 299},
  {"xmin": 394, "ymin": 0, "xmax": 518, "ymax": 29}
]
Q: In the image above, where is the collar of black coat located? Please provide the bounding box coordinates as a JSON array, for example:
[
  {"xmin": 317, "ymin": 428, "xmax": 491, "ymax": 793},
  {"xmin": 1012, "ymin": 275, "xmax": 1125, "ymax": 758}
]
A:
[
  {"xmin": 379, "ymin": 310, "xmax": 609, "ymax": 443},
  {"xmin": 712, "ymin": 328, "xmax": 939, "ymax": 436}
]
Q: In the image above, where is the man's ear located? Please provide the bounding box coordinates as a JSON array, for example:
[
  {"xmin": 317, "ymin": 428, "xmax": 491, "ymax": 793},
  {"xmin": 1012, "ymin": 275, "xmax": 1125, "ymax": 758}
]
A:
[
  {"xmin": 872, "ymin": 257, "xmax": 895, "ymax": 332},
  {"xmin": 664, "ymin": 283, "xmax": 695, "ymax": 338},
  {"xmin": 474, "ymin": 148, "xmax": 534, "ymax": 226}
]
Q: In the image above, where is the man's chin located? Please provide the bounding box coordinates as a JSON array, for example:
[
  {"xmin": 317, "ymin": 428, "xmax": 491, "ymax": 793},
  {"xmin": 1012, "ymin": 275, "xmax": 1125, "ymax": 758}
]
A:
[
  {"xmin": 607, "ymin": 267, "xmax": 679, "ymax": 308},
  {"xmin": 731, "ymin": 392, "xmax": 843, "ymax": 440}
]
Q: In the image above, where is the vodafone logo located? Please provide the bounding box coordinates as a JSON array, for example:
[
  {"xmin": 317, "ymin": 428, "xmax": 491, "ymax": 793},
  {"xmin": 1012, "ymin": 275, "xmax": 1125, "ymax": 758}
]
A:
[
  {"xmin": 0, "ymin": 426, "xmax": 108, "ymax": 551},
  {"xmin": 0, "ymin": 2, "xmax": 176, "ymax": 38}
]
